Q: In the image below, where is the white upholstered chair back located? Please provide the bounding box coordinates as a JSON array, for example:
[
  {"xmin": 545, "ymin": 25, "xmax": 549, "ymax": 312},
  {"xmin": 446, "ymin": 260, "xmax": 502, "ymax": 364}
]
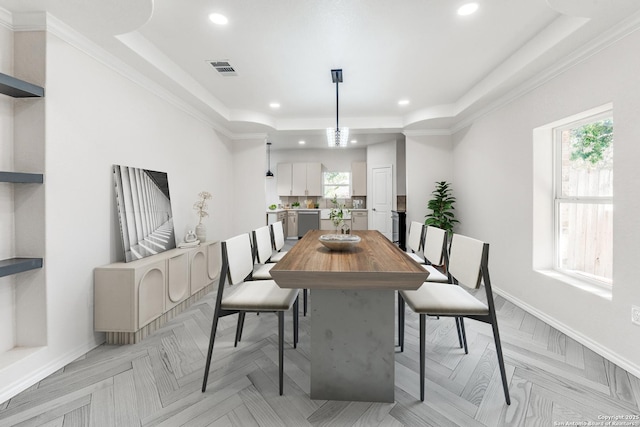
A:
[
  {"xmin": 272, "ymin": 221, "xmax": 286, "ymax": 251},
  {"xmin": 253, "ymin": 226, "xmax": 273, "ymax": 264},
  {"xmin": 407, "ymin": 221, "xmax": 424, "ymax": 254},
  {"xmin": 224, "ymin": 233, "xmax": 254, "ymax": 285},
  {"xmin": 423, "ymin": 226, "xmax": 446, "ymax": 265},
  {"xmin": 448, "ymin": 234, "xmax": 484, "ymax": 289}
]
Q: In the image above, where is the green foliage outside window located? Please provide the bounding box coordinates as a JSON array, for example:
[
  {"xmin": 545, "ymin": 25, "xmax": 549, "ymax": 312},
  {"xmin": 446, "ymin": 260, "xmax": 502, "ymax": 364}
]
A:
[{"xmin": 569, "ymin": 119, "xmax": 613, "ymax": 166}]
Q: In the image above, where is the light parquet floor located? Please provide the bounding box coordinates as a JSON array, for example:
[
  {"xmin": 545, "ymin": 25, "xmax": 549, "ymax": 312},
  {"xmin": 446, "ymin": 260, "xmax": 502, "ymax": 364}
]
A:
[{"xmin": 1, "ymin": 257, "xmax": 639, "ymax": 426}]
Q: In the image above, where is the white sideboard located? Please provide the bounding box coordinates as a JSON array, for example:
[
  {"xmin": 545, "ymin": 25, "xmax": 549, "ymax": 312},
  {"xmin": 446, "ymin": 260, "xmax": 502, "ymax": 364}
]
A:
[{"xmin": 94, "ymin": 241, "xmax": 221, "ymax": 344}]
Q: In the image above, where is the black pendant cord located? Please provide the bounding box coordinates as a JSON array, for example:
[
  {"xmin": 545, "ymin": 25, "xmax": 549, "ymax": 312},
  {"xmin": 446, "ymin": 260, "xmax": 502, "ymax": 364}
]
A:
[{"xmin": 336, "ymin": 79, "xmax": 340, "ymax": 130}]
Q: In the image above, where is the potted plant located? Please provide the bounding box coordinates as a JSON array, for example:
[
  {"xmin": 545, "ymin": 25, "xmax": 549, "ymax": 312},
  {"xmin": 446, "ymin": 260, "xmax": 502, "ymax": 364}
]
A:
[
  {"xmin": 329, "ymin": 197, "xmax": 349, "ymax": 233},
  {"xmin": 425, "ymin": 181, "xmax": 459, "ymax": 235}
]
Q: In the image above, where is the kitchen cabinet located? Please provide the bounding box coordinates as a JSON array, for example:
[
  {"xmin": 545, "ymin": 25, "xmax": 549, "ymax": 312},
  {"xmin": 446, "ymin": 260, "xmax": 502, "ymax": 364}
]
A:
[
  {"xmin": 306, "ymin": 162, "xmax": 322, "ymax": 195},
  {"xmin": 277, "ymin": 163, "xmax": 293, "ymax": 196},
  {"xmin": 351, "ymin": 162, "xmax": 366, "ymax": 196},
  {"xmin": 292, "ymin": 163, "xmax": 307, "ymax": 195},
  {"xmin": 267, "ymin": 210, "xmax": 288, "ymax": 238},
  {"xmin": 287, "ymin": 211, "xmax": 298, "ymax": 238},
  {"xmin": 277, "ymin": 210, "xmax": 287, "ymax": 238},
  {"xmin": 281, "ymin": 162, "xmax": 322, "ymax": 196},
  {"xmin": 351, "ymin": 211, "xmax": 368, "ymax": 230}
]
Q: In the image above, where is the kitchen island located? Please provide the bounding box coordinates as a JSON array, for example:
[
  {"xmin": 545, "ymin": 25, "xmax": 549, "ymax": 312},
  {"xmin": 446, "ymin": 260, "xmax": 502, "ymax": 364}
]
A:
[{"xmin": 270, "ymin": 230, "xmax": 427, "ymax": 402}]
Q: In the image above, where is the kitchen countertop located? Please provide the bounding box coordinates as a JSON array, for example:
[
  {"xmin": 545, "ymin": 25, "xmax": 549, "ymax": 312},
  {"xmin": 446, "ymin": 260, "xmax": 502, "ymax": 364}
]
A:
[{"xmin": 267, "ymin": 208, "xmax": 368, "ymax": 214}]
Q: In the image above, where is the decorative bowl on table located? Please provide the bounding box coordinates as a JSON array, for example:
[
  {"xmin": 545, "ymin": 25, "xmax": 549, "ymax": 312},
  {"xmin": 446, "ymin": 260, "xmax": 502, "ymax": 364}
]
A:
[{"xmin": 318, "ymin": 234, "xmax": 361, "ymax": 251}]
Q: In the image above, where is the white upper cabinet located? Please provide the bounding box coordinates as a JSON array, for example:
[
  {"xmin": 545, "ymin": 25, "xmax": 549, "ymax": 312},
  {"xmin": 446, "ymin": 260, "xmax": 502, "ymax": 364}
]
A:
[
  {"xmin": 292, "ymin": 163, "xmax": 307, "ymax": 195},
  {"xmin": 277, "ymin": 163, "xmax": 293, "ymax": 196},
  {"xmin": 306, "ymin": 162, "xmax": 322, "ymax": 196},
  {"xmin": 351, "ymin": 161, "xmax": 366, "ymax": 196},
  {"xmin": 280, "ymin": 162, "xmax": 322, "ymax": 196}
]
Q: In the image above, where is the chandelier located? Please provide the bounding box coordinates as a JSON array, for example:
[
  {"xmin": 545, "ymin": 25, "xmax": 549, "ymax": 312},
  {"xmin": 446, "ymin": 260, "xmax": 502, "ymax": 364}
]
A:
[{"xmin": 327, "ymin": 69, "xmax": 349, "ymax": 147}]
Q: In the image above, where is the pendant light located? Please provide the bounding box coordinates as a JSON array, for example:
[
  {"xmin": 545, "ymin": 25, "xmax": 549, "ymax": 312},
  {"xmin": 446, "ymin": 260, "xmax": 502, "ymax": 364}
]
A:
[
  {"xmin": 327, "ymin": 69, "xmax": 349, "ymax": 147},
  {"xmin": 266, "ymin": 141, "xmax": 274, "ymax": 178}
]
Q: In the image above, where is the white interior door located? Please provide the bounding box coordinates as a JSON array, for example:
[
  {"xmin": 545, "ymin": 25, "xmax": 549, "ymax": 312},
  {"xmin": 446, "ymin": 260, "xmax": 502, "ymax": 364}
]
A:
[{"xmin": 370, "ymin": 165, "xmax": 393, "ymax": 239}]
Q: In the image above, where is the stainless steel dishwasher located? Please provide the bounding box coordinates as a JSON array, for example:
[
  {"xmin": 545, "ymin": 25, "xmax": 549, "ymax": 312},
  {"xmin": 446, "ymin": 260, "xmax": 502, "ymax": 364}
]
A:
[{"xmin": 297, "ymin": 210, "xmax": 320, "ymax": 238}]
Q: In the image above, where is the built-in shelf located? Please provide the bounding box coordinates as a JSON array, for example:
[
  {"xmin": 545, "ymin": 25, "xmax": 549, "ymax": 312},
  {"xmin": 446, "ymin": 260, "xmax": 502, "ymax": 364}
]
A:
[
  {"xmin": 0, "ymin": 171, "xmax": 43, "ymax": 183},
  {"xmin": 0, "ymin": 258, "xmax": 43, "ymax": 278},
  {"xmin": 0, "ymin": 73, "xmax": 44, "ymax": 98}
]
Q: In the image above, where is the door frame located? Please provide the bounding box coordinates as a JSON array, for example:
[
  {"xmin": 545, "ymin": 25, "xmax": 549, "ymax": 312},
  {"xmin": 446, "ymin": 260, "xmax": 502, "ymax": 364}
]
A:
[{"xmin": 369, "ymin": 164, "xmax": 393, "ymax": 239}]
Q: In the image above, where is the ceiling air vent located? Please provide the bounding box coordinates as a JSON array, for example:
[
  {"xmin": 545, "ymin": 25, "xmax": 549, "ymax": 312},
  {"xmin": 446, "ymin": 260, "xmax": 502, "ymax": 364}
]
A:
[{"xmin": 208, "ymin": 60, "xmax": 237, "ymax": 76}]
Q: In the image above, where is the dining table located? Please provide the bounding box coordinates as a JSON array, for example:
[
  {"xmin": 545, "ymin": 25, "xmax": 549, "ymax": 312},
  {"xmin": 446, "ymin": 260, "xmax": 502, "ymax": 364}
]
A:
[{"xmin": 269, "ymin": 229, "xmax": 428, "ymax": 402}]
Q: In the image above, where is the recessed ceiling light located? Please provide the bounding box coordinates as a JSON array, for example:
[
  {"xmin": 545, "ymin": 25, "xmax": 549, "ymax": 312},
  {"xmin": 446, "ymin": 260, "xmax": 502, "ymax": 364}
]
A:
[
  {"xmin": 209, "ymin": 13, "xmax": 228, "ymax": 25},
  {"xmin": 269, "ymin": 102, "xmax": 280, "ymax": 109},
  {"xmin": 457, "ymin": 3, "xmax": 478, "ymax": 16},
  {"xmin": 398, "ymin": 99, "xmax": 410, "ymax": 106},
  {"xmin": 350, "ymin": 139, "xmax": 358, "ymax": 144},
  {"xmin": 298, "ymin": 140, "xmax": 306, "ymax": 145}
]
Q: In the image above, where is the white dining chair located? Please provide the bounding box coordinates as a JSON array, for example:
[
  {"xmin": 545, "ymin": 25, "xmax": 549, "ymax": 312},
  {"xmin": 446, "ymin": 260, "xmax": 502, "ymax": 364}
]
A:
[
  {"xmin": 398, "ymin": 225, "xmax": 451, "ymax": 351},
  {"xmin": 269, "ymin": 221, "xmax": 288, "ymax": 262},
  {"xmin": 406, "ymin": 221, "xmax": 426, "ymax": 263},
  {"xmin": 201, "ymin": 233, "xmax": 299, "ymax": 395},
  {"xmin": 269, "ymin": 221, "xmax": 308, "ymax": 316},
  {"xmin": 421, "ymin": 225, "xmax": 449, "ymax": 282},
  {"xmin": 398, "ymin": 233, "xmax": 510, "ymax": 404},
  {"xmin": 252, "ymin": 225, "xmax": 276, "ymax": 279}
]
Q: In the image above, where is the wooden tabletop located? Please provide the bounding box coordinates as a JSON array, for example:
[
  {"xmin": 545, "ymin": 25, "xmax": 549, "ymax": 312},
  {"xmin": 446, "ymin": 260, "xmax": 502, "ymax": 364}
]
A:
[{"xmin": 269, "ymin": 230, "xmax": 428, "ymax": 290}]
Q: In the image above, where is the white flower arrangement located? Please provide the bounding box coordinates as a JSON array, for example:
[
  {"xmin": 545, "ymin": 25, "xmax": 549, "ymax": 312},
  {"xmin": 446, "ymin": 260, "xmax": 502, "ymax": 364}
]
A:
[
  {"xmin": 193, "ymin": 191, "xmax": 212, "ymax": 224},
  {"xmin": 329, "ymin": 197, "xmax": 350, "ymax": 229}
]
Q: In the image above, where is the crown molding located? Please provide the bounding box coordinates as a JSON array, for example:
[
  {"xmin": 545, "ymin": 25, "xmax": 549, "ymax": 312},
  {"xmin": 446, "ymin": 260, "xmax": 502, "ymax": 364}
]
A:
[
  {"xmin": 0, "ymin": 7, "xmax": 12, "ymax": 30},
  {"xmin": 11, "ymin": 11, "xmax": 47, "ymax": 31},
  {"xmin": 4, "ymin": 6, "xmax": 640, "ymax": 140},
  {"xmin": 449, "ymin": 10, "xmax": 640, "ymax": 134},
  {"xmin": 402, "ymin": 129, "xmax": 452, "ymax": 137},
  {"xmin": 2, "ymin": 10, "xmax": 240, "ymax": 140}
]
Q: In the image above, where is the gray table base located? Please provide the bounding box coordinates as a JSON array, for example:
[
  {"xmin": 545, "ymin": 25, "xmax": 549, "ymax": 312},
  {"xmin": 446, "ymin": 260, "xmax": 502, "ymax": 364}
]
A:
[{"xmin": 310, "ymin": 289, "xmax": 395, "ymax": 402}]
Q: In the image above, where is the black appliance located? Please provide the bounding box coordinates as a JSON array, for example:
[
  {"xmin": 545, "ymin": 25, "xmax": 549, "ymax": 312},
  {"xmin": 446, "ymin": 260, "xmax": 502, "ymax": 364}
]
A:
[{"xmin": 391, "ymin": 210, "xmax": 406, "ymax": 250}]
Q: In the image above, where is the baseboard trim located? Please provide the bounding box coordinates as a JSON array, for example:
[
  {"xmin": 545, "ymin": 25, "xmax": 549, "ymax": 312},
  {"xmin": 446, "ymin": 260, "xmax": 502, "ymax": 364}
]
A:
[
  {"xmin": 494, "ymin": 287, "xmax": 640, "ymax": 379},
  {"xmin": 0, "ymin": 337, "xmax": 102, "ymax": 405}
]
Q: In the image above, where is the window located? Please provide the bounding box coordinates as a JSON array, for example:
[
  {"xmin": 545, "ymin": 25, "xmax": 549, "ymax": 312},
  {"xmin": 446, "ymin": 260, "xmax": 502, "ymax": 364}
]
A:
[
  {"xmin": 554, "ymin": 113, "xmax": 613, "ymax": 285},
  {"xmin": 323, "ymin": 172, "xmax": 351, "ymax": 199}
]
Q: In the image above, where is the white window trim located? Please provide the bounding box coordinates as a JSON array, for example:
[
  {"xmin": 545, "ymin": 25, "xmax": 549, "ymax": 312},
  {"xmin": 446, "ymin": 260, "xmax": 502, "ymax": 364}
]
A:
[
  {"xmin": 532, "ymin": 102, "xmax": 613, "ymax": 298},
  {"xmin": 322, "ymin": 171, "xmax": 351, "ymax": 199}
]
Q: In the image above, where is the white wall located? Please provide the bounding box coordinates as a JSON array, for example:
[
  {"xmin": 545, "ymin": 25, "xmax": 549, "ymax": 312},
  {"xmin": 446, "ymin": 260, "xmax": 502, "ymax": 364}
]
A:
[
  {"xmin": 0, "ymin": 26, "xmax": 235, "ymax": 401},
  {"xmin": 451, "ymin": 28, "xmax": 640, "ymax": 375},
  {"xmin": 396, "ymin": 137, "xmax": 406, "ymax": 196},
  {"xmin": 405, "ymin": 134, "xmax": 454, "ymax": 228},
  {"xmin": 231, "ymin": 139, "xmax": 268, "ymax": 236},
  {"xmin": 265, "ymin": 147, "xmax": 366, "ymax": 207}
]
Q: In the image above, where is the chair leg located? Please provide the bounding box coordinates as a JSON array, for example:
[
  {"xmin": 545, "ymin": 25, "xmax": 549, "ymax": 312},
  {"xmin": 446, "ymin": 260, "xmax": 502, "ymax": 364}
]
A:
[
  {"xmin": 398, "ymin": 293, "xmax": 405, "ymax": 352},
  {"xmin": 293, "ymin": 296, "xmax": 299, "ymax": 348},
  {"xmin": 303, "ymin": 289, "xmax": 308, "ymax": 316},
  {"xmin": 202, "ymin": 311, "xmax": 221, "ymax": 392},
  {"xmin": 278, "ymin": 311, "xmax": 284, "ymax": 395},
  {"xmin": 459, "ymin": 317, "xmax": 468, "ymax": 354},
  {"xmin": 491, "ymin": 319, "xmax": 511, "ymax": 405},
  {"xmin": 420, "ymin": 313, "xmax": 426, "ymax": 402},
  {"xmin": 455, "ymin": 317, "xmax": 464, "ymax": 349},
  {"xmin": 234, "ymin": 312, "xmax": 246, "ymax": 347}
]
